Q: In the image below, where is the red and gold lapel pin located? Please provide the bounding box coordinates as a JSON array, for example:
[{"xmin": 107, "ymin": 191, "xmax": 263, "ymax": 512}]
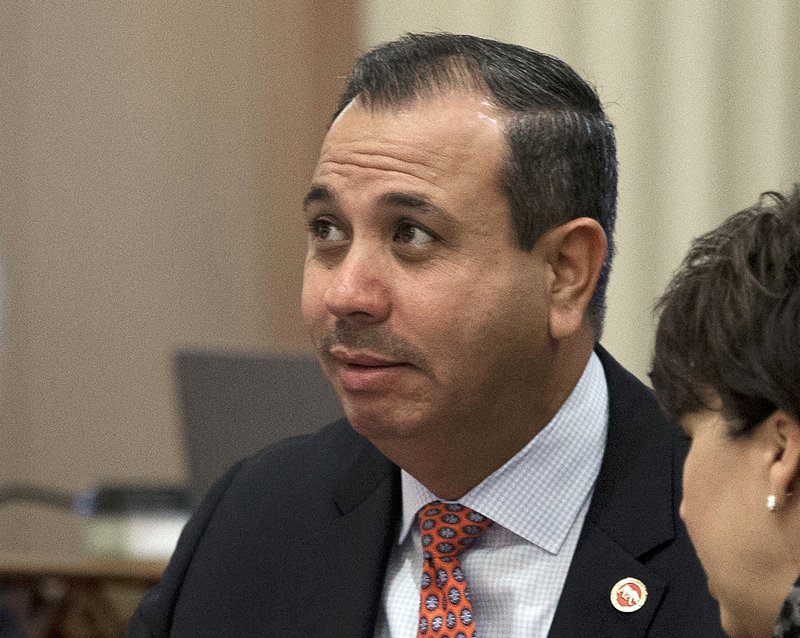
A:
[{"xmin": 610, "ymin": 577, "xmax": 648, "ymax": 612}]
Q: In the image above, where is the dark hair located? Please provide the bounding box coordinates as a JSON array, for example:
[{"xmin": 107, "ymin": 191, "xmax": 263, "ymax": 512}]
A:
[
  {"xmin": 650, "ymin": 185, "xmax": 800, "ymax": 435},
  {"xmin": 334, "ymin": 33, "xmax": 617, "ymax": 336}
]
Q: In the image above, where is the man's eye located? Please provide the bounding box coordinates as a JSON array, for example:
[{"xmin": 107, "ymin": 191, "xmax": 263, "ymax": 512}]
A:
[
  {"xmin": 309, "ymin": 218, "xmax": 346, "ymax": 241},
  {"xmin": 395, "ymin": 221, "xmax": 435, "ymax": 246}
]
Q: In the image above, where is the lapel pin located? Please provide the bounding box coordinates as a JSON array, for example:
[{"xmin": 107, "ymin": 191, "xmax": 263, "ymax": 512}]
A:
[{"xmin": 610, "ymin": 577, "xmax": 647, "ymax": 613}]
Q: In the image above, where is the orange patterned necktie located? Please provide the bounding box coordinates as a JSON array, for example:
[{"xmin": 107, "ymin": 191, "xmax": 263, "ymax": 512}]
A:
[{"xmin": 416, "ymin": 501, "xmax": 492, "ymax": 637}]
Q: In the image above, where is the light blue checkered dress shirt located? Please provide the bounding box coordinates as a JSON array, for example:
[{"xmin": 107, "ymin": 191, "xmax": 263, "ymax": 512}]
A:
[{"xmin": 374, "ymin": 352, "xmax": 609, "ymax": 637}]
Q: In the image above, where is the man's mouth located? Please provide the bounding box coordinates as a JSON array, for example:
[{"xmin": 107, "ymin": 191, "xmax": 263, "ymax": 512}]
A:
[
  {"xmin": 329, "ymin": 348, "xmax": 405, "ymax": 368},
  {"xmin": 326, "ymin": 347, "xmax": 411, "ymax": 392}
]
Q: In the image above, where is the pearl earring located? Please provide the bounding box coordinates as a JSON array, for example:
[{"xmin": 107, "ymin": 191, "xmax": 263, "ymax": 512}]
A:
[{"xmin": 767, "ymin": 495, "xmax": 777, "ymax": 512}]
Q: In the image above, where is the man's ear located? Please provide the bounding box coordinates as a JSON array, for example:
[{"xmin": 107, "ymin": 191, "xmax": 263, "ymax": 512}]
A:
[
  {"xmin": 767, "ymin": 411, "xmax": 800, "ymax": 505},
  {"xmin": 544, "ymin": 217, "xmax": 607, "ymax": 341}
]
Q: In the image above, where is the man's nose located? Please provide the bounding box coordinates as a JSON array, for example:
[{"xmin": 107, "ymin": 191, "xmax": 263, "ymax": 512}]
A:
[{"xmin": 323, "ymin": 247, "xmax": 391, "ymax": 324}]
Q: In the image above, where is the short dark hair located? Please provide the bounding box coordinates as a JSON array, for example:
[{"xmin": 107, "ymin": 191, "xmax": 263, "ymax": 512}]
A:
[
  {"xmin": 650, "ymin": 185, "xmax": 800, "ymax": 435},
  {"xmin": 334, "ymin": 33, "xmax": 617, "ymax": 337}
]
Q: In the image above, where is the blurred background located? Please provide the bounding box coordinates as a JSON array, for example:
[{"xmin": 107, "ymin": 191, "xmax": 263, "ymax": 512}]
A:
[{"xmin": 1, "ymin": 0, "xmax": 798, "ymax": 565}]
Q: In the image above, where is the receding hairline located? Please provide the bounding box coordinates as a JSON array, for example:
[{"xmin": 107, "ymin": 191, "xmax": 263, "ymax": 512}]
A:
[
  {"xmin": 330, "ymin": 89, "xmax": 511, "ymax": 138},
  {"xmin": 331, "ymin": 69, "xmax": 513, "ymax": 136},
  {"xmin": 334, "ymin": 54, "xmax": 493, "ymax": 116}
]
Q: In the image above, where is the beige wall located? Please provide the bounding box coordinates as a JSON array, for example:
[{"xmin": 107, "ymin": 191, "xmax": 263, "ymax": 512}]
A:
[{"xmin": 0, "ymin": 1, "xmax": 357, "ymax": 552}]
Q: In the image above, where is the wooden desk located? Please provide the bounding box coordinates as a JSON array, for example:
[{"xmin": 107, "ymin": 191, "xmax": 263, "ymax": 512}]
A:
[
  {"xmin": 0, "ymin": 554, "xmax": 166, "ymax": 584},
  {"xmin": 0, "ymin": 553, "xmax": 167, "ymax": 638}
]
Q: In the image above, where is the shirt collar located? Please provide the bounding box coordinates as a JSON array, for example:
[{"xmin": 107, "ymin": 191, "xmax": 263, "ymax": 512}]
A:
[{"xmin": 396, "ymin": 351, "xmax": 608, "ymax": 554}]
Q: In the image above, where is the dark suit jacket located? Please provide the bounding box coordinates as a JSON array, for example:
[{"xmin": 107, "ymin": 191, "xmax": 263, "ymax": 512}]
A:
[{"xmin": 127, "ymin": 348, "xmax": 725, "ymax": 637}]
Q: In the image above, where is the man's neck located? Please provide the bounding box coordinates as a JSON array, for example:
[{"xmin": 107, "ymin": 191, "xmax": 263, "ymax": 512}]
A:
[{"xmin": 370, "ymin": 340, "xmax": 595, "ymax": 499}]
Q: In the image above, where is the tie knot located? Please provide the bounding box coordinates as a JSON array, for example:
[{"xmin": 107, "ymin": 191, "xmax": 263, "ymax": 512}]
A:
[{"xmin": 417, "ymin": 501, "xmax": 492, "ymax": 560}]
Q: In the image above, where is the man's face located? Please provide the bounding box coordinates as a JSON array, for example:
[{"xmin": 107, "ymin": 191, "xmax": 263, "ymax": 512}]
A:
[{"xmin": 301, "ymin": 93, "xmax": 553, "ymax": 447}]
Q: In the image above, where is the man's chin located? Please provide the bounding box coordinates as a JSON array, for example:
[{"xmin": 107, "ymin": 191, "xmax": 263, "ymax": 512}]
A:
[{"xmin": 344, "ymin": 407, "xmax": 427, "ymax": 443}]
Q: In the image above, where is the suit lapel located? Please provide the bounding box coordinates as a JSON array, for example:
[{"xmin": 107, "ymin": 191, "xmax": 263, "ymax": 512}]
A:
[
  {"xmin": 548, "ymin": 348, "xmax": 679, "ymax": 638},
  {"xmin": 547, "ymin": 521, "xmax": 668, "ymax": 637},
  {"xmin": 295, "ymin": 439, "xmax": 400, "ymax": 638}
]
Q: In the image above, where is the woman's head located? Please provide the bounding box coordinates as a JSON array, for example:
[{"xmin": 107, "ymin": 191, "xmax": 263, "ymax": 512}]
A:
[
  {"xmin": 651, "ymin": 186, "xmax": 800, "ymax": 432},
  {"xmin": 651, "ymin": 186, "xmax": 800, "ymax": 638}
]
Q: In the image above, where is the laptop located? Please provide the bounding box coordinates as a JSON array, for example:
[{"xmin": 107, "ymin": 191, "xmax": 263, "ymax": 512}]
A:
[{"xmin": 174, "ymin": 350, "xmax": 344, "ymax": 507}]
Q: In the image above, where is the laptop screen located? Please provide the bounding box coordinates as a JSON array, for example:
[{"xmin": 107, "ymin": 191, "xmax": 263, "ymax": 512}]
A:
[{"xmin": 174, "ymin": 350, "xmax": 344, "ymax": 507}]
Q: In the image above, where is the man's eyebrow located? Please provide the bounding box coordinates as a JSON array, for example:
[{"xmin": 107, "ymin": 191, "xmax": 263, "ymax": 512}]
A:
[
  {"xmin": 303, "ymin": 184, "xmax": 334, "ymax": 211},
  {"xmin": 303, "ymin": 187, "xmax": 454, "ymax": 221},
  {"xmin": 379, "ymin": 192, "xmax": 452, "ymax": 220}
]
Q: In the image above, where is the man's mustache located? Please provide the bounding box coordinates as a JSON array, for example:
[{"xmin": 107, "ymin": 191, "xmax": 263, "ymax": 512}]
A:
[{"xmin": 318, "ymin": 321, "xmax": 428, "ymax": 369}]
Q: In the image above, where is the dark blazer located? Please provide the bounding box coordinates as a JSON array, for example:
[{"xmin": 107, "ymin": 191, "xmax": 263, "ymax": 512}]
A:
[{"xmin": 127, "ymin": 348, "xmax": 725, "ymax": 637}]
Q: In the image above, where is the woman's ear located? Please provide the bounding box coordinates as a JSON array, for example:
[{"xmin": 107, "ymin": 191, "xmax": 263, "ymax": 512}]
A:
[
  {"xmin": 766, "ymin": 411, "xmax": 800, "ymax": 506},
  {"xmin": 545, "ymin": 217, "xmax": 607, "ymax": 341}
]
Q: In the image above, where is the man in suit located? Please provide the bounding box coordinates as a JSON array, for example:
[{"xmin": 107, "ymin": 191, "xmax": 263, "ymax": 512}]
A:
[{"xmin": 128, "ymin": 34, "xmax": 726, "ymax": 637}]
